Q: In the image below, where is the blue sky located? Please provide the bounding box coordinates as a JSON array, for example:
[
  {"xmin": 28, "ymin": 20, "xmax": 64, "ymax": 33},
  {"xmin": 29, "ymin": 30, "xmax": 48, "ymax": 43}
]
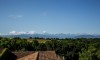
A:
[{"xmin": 0, "ymin": 0, "xmax": 100, "ymax": 34}]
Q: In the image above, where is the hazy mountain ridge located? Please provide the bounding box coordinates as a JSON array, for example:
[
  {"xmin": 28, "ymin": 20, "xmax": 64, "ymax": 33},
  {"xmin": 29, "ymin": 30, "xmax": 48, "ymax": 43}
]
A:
[{"xmin": 1, "ymin": 33, "xmax": 100, "ymax": 38}]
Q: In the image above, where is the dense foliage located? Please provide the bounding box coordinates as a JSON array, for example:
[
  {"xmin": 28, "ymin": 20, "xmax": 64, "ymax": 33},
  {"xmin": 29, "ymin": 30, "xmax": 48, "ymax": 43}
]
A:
[{"xmin": 0, "ymin": 37, "xmax": 100, "ymax": 60}]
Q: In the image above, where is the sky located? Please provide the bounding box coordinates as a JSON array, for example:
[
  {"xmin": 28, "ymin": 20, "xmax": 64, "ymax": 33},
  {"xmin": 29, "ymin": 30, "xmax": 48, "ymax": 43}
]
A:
[{"xmin": 0, "ymin": 0, "xmax": 100, "ymax": 35}]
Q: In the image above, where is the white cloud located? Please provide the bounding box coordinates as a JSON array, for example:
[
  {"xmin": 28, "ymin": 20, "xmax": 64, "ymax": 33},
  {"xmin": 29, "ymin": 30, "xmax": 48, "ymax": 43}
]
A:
[
  {"xmin": 43, "ymin": 31, "xmax": 47, "ymax": 33},
  {"xmin": 18, "ymin": 32, "xmax": 26, "ymax": 34},
  {"xmin": 9, "ymin": 31, "xmax": 17, "ymax": 35},
  {"xmin": 9, "ymin": 31, "xmax": 35, "ymax": 35},
  {"xmin": 28, "ymin": 31, "xmax": 35, "ymax": 34},
  {"xmin": 9, "ymin": 31, "xmax": 26, "ymax": 35},
  {"xmin": 8, "ymin": 15, "xmax": 23, "ymax": 18}
]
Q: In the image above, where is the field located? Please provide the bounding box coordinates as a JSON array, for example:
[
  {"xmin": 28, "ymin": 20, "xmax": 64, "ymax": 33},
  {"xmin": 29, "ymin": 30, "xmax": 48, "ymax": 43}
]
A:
[{"xmin": 27, "ymin": 39, "xmax": 49, "ymax": 43}]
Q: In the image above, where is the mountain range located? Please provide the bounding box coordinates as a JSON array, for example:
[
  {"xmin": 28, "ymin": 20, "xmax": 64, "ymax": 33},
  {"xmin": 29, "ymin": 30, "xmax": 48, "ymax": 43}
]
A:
[{"xmin": 0, "ymin": 33, "xmax": 100, "ymax": 38}]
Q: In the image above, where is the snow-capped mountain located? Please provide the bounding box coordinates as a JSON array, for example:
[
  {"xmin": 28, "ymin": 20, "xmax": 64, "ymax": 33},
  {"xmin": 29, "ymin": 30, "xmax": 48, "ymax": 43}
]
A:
[{"xmin": 0, "ymin": 33, "xmax": 100, "ymax": 38}]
